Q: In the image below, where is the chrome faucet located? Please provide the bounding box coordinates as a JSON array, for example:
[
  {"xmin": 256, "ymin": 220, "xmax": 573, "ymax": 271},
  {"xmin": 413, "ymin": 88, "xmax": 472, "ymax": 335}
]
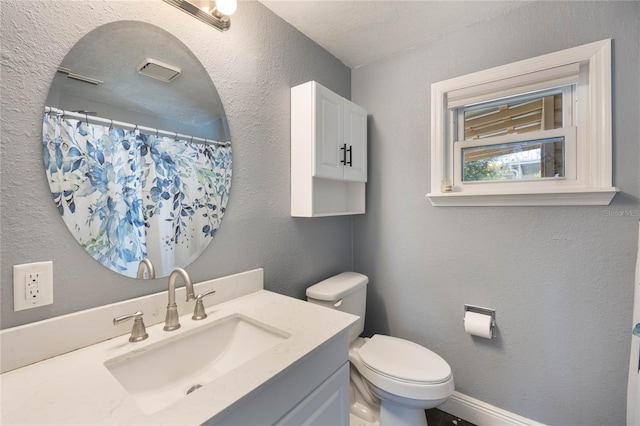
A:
[
  {"xmin": 164, "ymin": 268, "xmax": 196, "ymax": 331},
  {"xmin": 136, "ymin": 258, "xmax": 156, "ymax": 280}
]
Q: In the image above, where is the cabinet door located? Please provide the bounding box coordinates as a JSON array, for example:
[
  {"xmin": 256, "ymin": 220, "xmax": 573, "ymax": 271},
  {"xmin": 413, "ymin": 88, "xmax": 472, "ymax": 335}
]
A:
[
  {"xmin": 275, "ymin": 363, "xmax": 350, "ymax": 426},
  {"xmin": 343, "ymin": 100, "xmax": 367, "ymax": 182},
  {"xmin": 313, "ymin": 84, "xmax": 344, "ymax": 180}
]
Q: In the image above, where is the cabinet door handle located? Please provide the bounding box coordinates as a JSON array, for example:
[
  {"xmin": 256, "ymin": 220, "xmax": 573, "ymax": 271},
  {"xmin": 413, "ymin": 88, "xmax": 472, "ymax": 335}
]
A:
[
  {"xmin": 340, "ymin": 144, "xmax": 347, "ymax": 165},
  {"xmin": 347, "ymin": 145, "xmax": 353, "ymax": 166}
]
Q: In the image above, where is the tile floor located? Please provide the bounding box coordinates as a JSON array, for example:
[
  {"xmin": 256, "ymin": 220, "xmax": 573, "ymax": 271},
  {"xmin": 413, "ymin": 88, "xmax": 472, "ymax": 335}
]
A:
[
  {"xmin": 425, "ymin": 408, "xmax": 477, "ymax": 426},
  {"xmin": 350, "ymin": 408, "xmax": 475, "ymax": 426}
]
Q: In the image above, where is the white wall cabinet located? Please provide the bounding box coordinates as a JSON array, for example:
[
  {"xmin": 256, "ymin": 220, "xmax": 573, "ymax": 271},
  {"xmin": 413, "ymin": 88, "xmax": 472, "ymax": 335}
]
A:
[{"xmin": 291, "ymin": 81, "xmax": 367, "ymax": 217}]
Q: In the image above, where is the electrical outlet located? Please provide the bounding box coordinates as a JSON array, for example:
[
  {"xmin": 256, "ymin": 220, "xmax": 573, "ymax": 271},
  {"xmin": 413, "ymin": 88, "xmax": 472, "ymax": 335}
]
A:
[
  {"xmin": 26, "ymin": 272, "xmax": 41, "ymax": 299},
  {"xmin": 13, "ymin": 261, "xmax": 53, "ymax": 311}
]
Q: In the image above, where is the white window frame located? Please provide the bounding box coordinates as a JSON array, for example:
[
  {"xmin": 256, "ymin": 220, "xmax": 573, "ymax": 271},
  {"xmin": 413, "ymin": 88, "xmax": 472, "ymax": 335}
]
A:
[{"xmin": 427, "ymin": 39, "xmax": 618, "ymax": 206}]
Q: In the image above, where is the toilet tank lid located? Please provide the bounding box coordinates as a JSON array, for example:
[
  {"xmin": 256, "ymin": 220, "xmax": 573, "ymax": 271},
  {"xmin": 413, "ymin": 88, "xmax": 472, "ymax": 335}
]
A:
[{"xmin": 306, "ymin": 272, "xmax": 368, "ymax": 301}]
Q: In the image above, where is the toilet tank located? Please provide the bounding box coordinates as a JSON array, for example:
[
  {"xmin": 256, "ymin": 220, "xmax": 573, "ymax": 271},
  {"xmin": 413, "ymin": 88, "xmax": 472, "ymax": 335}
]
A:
[{"xmin": 306, "ymin": 272, "xmax": 368, "ymax": 344}]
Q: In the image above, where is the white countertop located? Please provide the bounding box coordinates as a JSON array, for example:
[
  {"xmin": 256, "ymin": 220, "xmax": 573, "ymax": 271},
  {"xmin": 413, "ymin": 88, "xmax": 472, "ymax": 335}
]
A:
[{"xmin": 0, "ymin": 289, "xmax": 357, "ymax": 425}]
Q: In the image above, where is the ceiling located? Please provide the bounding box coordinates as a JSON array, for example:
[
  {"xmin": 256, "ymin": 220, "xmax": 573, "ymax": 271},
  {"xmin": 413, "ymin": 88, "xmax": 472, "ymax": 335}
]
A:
[{"xmin": 259, "ymin": 0, "xmax": 534, "ymax": 69}]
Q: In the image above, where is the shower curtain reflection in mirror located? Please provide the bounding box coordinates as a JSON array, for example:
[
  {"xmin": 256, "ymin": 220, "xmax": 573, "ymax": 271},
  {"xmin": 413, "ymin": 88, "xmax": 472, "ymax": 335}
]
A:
[{"xmin": 42, "ymin": 112, "xmax": 232, "ymax": 278}]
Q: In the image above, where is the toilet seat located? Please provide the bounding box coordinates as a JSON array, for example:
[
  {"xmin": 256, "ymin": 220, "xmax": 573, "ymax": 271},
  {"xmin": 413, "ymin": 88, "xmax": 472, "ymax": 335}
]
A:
[
  {"xmin": 359, "ymin": 335, "xmax": 452, "ymax": 384},
  {"xmin": 353, "ymin": 335, "xmax": 454, "ymax": 401}
]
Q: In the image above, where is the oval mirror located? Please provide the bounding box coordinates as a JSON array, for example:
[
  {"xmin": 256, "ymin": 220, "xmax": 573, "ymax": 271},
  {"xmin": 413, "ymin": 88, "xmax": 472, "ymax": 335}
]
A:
[{"xmin": 42, "ymin": 21, "xmax": 232, "ymax": 279}]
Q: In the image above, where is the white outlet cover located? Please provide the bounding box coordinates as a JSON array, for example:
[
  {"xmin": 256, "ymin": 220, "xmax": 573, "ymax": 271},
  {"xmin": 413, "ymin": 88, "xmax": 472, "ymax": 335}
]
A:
[{"xmin": 13, "ymin": 261, "xmax": 53, "ymax": 311}]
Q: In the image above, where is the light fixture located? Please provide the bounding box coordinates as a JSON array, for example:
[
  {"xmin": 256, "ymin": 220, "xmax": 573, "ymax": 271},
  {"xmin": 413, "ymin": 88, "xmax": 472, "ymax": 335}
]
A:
[
  {"xmin": 163, "ymin": 0, "xmax": 237, "ymax": 32},
  {"xmin": 215, "ymin": 0, "xmax": 237, "ymax": 16}
]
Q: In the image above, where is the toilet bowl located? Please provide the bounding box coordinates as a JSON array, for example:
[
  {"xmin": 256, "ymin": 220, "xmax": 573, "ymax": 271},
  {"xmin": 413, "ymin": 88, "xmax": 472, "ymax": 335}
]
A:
[
  {"xmin": 306, "ymin": 272, "xmax": 454, "ymax": 426},
  {"xmin": 350, "ymin": 335, "xmax": 454, "ymax": 425}
]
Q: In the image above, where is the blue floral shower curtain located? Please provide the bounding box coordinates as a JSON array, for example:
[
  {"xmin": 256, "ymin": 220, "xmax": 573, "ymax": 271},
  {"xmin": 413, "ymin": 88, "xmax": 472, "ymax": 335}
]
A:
[{"xmin": 42, "ymin": 112, "xmax": 232, "ymax": 278}]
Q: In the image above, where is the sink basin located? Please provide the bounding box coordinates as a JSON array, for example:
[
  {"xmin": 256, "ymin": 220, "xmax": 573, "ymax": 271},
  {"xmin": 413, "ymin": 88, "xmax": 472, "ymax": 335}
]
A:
[{"xmin": 104, "ymin": 313, "xmax": 290, "ymax": 414}]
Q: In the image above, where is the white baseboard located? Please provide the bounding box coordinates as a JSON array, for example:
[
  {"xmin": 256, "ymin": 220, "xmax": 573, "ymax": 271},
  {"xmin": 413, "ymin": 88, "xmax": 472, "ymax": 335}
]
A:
[{"xmin": 438, "ymin": 391, "xmax": 546, "ymax": 426}]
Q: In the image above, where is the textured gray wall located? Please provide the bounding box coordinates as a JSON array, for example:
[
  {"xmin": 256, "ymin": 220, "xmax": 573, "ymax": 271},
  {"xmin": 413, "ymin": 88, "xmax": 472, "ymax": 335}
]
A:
[
  {"xmin": 0, "ymin": 0, "xmax": 352, "ymax": 329},
  {"xmin": 352, "ymin": 2, "xmax": 639, "ymax": 425}
]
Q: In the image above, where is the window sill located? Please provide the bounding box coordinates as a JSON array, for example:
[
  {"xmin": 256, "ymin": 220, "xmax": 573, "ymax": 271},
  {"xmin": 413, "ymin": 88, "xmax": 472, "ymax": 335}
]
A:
[{"xmin": 426, "ymin": 187, "xmax": 619, "ymax": 207}]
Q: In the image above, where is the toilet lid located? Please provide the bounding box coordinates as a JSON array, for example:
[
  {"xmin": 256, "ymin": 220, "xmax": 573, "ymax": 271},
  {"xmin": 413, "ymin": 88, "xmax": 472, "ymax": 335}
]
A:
[{"xmin": 358, "ymin": 335, "xmax": 452, "ymax": 384}]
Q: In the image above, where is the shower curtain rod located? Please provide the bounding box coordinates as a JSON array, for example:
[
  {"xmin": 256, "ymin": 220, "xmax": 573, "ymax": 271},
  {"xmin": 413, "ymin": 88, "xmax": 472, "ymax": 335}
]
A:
[{"xmin": 44, "ymin": 106, "xmax": 231, "ymax": 147}]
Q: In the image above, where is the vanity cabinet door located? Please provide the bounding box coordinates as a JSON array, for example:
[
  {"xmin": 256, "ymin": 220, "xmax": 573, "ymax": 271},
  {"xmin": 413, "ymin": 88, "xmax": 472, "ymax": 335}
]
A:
[{"xmin": 275, "ymin": 363, "xmax": 350, "ymax": 426}]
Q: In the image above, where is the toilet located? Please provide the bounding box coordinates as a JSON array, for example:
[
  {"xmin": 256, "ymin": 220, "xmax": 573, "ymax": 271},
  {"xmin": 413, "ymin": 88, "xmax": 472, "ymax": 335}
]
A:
[{"xmin": 306, "ymin": 272, "xmax": 454, "ymax": 426}]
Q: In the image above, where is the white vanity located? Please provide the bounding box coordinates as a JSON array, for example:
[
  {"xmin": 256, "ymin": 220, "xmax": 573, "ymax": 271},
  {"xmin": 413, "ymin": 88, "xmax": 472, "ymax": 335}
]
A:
[{"xmin": 0, "ymin": 269, "xmax": 358, "ymax": 425}]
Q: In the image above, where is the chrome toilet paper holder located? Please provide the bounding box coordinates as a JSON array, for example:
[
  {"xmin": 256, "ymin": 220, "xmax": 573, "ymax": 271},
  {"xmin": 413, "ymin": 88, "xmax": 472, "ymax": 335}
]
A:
[{"xmin": 464, "ymin": 304, "xmax": 496, "ymax": 338}]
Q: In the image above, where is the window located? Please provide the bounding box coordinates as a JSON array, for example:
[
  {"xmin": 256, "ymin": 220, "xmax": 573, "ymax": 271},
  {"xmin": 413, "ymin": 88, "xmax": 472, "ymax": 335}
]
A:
[{"xmin": 427, "ymin": 39, "xmax": 618, "ymax": 206}]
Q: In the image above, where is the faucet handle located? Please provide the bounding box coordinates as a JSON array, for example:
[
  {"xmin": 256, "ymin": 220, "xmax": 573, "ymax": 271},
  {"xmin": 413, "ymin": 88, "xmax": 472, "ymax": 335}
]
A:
[
  {"xmin": 113, "ymin": 311, "xmax": 149, "ymax": 342},
  {"xmin": 192, "ymin": 289, "xmax": 216, "ymax": 320}
]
